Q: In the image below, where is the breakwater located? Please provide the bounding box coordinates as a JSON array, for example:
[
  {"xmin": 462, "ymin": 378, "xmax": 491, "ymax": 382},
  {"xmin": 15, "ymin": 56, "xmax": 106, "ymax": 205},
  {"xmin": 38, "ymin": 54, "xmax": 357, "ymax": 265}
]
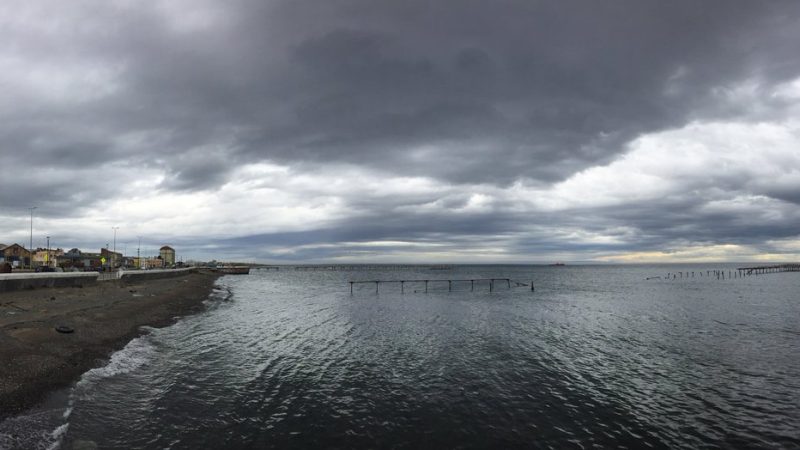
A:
[{"xmin": 0, "ymin": 272, "xmax": 98, "ymax": 292}]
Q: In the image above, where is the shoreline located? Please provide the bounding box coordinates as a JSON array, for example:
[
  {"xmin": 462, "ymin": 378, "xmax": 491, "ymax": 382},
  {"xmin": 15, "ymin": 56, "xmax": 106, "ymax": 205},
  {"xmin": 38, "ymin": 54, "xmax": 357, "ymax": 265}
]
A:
[{"xmin": 0, "ymin": 271, "xmax": 221, "ymax": 419}]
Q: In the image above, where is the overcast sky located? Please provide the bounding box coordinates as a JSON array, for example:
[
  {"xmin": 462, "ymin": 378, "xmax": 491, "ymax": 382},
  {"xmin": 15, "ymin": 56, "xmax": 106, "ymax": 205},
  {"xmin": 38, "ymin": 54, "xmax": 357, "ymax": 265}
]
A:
[{"xmin": 1, "ymin": 0, "xmax": 799, "ymax": 263}]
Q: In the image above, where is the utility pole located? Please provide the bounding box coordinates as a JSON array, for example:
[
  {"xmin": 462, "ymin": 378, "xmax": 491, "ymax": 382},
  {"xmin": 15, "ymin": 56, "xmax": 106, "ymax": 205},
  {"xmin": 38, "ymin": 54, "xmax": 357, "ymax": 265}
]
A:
[
  {"xmin": 112, "ymin": 226, "xmax": 119, "ymax": 269},
  {"xmin": 28, "ymin": 206, "xmax": 36, "ymax": 269},
  {"xmin": 46, "ymin": 236, "xmax": 50, "ymax": 268},
  {"xmin": 137, "ymin": 236, "xmax": 142, "ymax": 269}
]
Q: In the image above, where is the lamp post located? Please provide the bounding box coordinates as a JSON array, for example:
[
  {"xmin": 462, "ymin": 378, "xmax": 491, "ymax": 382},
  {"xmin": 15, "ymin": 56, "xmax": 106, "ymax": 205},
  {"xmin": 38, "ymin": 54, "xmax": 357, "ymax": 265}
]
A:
[
  {"xmin": 137, "ymin": 236, "xmax": 142, "ymax": 269},
  {"xmin": 46, "ymin": 236, "xmax": 50, "ymax": 268},
  {"xmin": 28, "ymin": 206, "xmax": 36, "ymax": 269},
  {"xmin": 112, "ymin": 226, "xmax": 119, "ymax": 269}
]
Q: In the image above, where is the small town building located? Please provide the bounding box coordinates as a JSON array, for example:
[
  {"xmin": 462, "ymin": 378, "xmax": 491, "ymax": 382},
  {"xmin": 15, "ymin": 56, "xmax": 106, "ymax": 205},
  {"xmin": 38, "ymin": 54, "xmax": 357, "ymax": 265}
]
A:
[
  {"xmin": 101, "ymin": 248, "xmax": 123, "ymax": 268},
  {"xmin": 33, "ymin": 248, "xmax": 64, "ymax": 268},
  {"xmin": 2, "ymin": 244, "xmax": 31, "ymax": 268},
  {"xmin": 159, "ymin": 246, "xmax": 176, "ymax": 266},
  {"xmin": 143, "ymin": 256, "xmax": 164, "ymax": 269},
  {"xmin": 61, "ymin": 248, "xmax": 103, "ymax": 270}
]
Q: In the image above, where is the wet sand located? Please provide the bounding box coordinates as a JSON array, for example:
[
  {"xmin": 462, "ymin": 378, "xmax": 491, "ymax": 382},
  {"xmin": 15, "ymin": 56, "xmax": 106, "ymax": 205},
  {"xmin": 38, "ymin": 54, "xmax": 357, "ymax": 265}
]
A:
[{"xmin": 0, "ymin": 271, "xmax": 220, "ymax": 419}]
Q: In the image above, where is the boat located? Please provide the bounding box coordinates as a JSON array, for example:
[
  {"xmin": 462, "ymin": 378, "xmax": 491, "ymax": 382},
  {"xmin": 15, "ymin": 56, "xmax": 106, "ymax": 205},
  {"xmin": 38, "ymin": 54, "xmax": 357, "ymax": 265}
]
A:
[{"xmin": 550, "ymin": 262, "xmax": 566, "ymax": 266}]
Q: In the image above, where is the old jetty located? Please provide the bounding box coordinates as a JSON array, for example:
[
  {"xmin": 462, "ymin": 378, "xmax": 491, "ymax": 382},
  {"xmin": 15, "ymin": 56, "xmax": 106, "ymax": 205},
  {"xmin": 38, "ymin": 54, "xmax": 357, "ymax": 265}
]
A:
[
  {"xmin": 348, "ymin": 278, "xmax": 534, "ymax": 294},
  {"xmin": 656, "ymin": 263, "xmax": 799, "ymax": 281}
]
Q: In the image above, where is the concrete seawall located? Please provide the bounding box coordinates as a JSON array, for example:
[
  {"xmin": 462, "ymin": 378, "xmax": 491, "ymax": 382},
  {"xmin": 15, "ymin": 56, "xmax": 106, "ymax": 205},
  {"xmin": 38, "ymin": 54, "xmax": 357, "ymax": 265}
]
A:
[
  {"xmin": 0, "ymin": 272, "xmax": 99, "ymax": 293},
  {"xmin": 118, "ymin": 268, "xmax": 196, "ymax": 283}
]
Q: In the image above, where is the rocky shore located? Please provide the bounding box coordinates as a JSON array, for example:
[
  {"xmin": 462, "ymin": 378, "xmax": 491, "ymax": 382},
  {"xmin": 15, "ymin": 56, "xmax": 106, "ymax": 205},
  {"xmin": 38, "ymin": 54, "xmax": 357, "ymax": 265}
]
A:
[{"xmin": 0, "ymin": 271, "xmax": 220, "ymax": 419}]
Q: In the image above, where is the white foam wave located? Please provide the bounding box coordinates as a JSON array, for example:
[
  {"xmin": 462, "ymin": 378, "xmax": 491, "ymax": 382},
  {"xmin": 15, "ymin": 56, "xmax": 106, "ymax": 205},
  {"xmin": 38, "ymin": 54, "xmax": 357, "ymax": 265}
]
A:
[
  {"xmin": 75, "ymin": 336, "xmax": 156, "ymax": 389},
  {"xmin": 0, "ymin": 410, "xmax": 66, "ymax": 450},
  {"xmin": 45, "ymin": 423, "xmax": 69, "ymax": 450}
]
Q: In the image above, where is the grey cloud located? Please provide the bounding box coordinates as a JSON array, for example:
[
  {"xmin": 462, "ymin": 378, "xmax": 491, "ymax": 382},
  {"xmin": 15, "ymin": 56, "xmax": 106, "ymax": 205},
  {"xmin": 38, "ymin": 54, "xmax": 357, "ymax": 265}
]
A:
[{"xmin": 6, "ymin": 0, "xmax": 800, "ymax": 188}]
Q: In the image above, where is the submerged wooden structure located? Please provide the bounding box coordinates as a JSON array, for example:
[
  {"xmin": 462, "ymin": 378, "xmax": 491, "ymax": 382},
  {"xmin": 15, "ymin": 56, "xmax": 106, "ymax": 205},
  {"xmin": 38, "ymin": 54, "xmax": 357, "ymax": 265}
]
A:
[
  {"xmin": 348, "ymin": 278, "xmax": 534, "ymax": 294},
  {"xmin": 657, "ymin": 263, "xmax": 799, "ymax": 281},
  {"xmin": 298, "ymin": 264, "xmax": 453, "ymax": 271}
]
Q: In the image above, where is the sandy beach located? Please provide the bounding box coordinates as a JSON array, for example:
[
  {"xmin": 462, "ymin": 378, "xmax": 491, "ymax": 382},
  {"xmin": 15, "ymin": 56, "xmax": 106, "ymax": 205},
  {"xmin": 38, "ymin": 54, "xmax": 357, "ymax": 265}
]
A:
[{"xmin": 0, "ymin": 271, "xmax": 220, "ymax": 419}]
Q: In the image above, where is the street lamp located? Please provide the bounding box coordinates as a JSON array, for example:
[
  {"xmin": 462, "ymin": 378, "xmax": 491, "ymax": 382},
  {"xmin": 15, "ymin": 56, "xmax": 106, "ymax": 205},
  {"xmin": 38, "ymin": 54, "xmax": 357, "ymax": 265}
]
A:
[
  {"xmin": 46, "ymin": 236, "xmax": 50, "ymax": 268},
  {"xmin": 137, "ymin": 236, "xmax": 142, "ymax": 269},
  {"xmin": 28, "ymin": 206, "xmax": 36, "ymax": 269},
  {"xmin": 112, "ymin": 226, "xmax": 119, "ymax": 269}
]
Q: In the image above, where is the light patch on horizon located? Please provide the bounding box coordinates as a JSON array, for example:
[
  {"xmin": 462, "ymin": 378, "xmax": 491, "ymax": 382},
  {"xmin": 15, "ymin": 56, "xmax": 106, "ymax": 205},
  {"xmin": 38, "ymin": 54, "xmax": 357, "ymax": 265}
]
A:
[{"xmin": 603, "ymin": 243, "xmax": 800, "ymax": 264}]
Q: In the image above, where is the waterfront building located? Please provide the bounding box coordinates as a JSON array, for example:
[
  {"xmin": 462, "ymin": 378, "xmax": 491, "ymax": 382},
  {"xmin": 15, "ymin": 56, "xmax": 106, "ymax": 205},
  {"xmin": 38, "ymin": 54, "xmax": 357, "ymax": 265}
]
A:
[
  {"xmin": 101, "ymin": 248, "xmax": 123, "ymax": 268},
  {"xmin": 159, "ymin": 246, "xmax": 176, "ymax": 266},
  {"xmin": 33, "ymin": 248, "xmax": 64, "ymax": 267},
  {"xmin": 2, "ymin": 244, "xmax": 31, "ymax": 268},
  {"xmin": 61, "ymin": 248, "xmax": 103, "ymax": 270}
]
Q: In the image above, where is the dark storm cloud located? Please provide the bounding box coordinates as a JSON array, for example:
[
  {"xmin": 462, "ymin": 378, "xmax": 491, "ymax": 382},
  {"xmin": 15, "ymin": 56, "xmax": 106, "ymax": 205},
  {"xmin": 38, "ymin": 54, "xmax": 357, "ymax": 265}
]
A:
[
  {"xmin": 232, "ymin": 0, "xmax": 800, "ymax": 183},
  {"xmin": 6, "ymin": 1, "xmax": 800, "ymax": 188}
]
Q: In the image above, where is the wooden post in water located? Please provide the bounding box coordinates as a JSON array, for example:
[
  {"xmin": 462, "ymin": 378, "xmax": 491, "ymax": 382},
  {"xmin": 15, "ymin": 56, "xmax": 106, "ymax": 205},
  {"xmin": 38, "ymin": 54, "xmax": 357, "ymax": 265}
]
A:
[
  {"xmin": 350, "ymin": 282, "xmax": 353, "ymax": 295},
  {"xmin": 471, "ymin": 280, "xmax": 474, "ymax": 291},
  {"xmin": 375, "ymin": 281, "xmax": 379, "ymax": 294},
  {"xmin": 507, "ymin": 279, "xmax": 511, "ymax": 288},
  {"xmin": 425, "ymin": 280, "xmax": 428, "ymax": 293},
  {"xmin": 531, "ymin": 281, "xmax": 535, "ymax": 291},
  {"xmin": 448, "ymin": 280, "xmax": 452, "ymax": 292},
  {"xmin": 490, "ymin": 280, "xmax": 493, "ymax": 292},
  {"xmin": 401, "ymin": 281, "xmax": 405, "ymax": 294}
]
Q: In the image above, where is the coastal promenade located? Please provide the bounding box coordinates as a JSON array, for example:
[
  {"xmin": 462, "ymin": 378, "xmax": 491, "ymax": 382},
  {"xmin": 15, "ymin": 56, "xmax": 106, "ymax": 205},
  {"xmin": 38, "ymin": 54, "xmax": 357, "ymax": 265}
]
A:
[
  {"xmin": 0, "ymin": 272, "xmax": 98, "ymax": 292},
  {"xmin": 0, "ymin": 268, "xmax": 197, "ymax": 292}
]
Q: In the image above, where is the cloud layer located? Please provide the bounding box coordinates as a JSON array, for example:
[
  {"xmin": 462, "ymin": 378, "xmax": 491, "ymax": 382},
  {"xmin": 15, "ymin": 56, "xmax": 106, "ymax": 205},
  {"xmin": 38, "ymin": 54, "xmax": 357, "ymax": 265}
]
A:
[{"xmin": 2, "ymin": 0, "xmax": 799, "ymax": 262}]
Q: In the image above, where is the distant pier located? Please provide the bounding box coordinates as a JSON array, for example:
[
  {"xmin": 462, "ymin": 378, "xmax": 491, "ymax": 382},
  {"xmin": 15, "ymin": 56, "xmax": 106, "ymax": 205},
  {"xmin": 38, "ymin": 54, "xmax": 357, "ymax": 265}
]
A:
[
  {"xmin": 737, "ymin": 264, "xmax": 799, "ymax": 275},
  {"xmin": 348, "ymin": 278, "xmax": 533, "ymax": 294},
  {"xmin": 252, "ymin": 264, "xmax": 454, "ymax": 271},
  {"xmin": 654, "ymin": 263, "xmax": 799, "ymax": 281}
]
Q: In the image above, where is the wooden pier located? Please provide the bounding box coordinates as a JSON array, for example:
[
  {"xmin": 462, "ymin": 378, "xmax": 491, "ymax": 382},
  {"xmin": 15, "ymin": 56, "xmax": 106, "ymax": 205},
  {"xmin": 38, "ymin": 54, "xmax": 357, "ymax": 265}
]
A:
[
  {"xmin": 348, "ymin": 278, "xmax": 533, "ymax": 294},
  {"xmin": 655, "ymin": 263, "xmax": 799, "ymax": 281},
  {"xmin": 736, "ymin": 264, "xmax": 799, "ymax": 275},
  {"xmin": 251, "ymin": 264, "xmax": 455, "ymax": 272},
  {"xmin": 298, "ymin": 264, "xmax": 453, "ymax": 271}
]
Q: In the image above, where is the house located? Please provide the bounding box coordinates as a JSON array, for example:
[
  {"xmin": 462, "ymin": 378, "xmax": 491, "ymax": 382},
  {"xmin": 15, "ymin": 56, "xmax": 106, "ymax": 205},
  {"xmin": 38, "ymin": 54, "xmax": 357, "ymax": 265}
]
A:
[
  {"xmin": 61, "ymin": 248, "xmax": 103, "ymax": 270},
  {"xmin": 142, "ymin": 256, "xmax": 164, "ymax": 269},
  {"xmin": 33, "ymin": 248, "xmax": 64, "ymax": 267},
  {"xmin": 101, "ymin": 248, "xmax": 123, "ymax": 268},
  {"xmin": 159, "ymin": 246, "xmax": 176, "ymax": 266},
  {"xmin": 2, "ymin": 244, "xmax": 31, "ymax": 268}
]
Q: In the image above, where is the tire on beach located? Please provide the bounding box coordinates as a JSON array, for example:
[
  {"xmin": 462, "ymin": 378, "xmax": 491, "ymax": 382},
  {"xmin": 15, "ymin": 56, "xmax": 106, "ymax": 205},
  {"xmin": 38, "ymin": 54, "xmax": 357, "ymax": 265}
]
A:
[{"xmin": 54, "ymin": 325, "xmax": 74, "ymax": 334}]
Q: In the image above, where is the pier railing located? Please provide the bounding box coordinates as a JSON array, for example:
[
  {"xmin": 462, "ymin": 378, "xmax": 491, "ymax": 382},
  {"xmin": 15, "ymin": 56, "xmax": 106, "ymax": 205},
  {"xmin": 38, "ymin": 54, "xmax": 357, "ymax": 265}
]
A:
[
  {"xmin": 651, "ymin": 263, "xmax": 799, "ymax": 281},
  {"xmin": 348, "ymin": 278, "xmax": 533, "ymax": 294}
]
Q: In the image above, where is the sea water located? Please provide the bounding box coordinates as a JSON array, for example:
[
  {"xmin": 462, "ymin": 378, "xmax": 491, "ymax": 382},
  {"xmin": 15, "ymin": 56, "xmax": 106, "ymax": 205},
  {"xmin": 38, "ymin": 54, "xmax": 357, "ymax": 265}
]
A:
[{"xmin": 2, "ymin": 264, "xmax": 799, "ymax": 449}]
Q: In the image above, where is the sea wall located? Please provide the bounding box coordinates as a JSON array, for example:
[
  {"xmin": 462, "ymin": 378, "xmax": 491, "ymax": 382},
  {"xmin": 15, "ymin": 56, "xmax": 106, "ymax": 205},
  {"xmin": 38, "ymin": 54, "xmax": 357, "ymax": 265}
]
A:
[
  {"xmin": 0, "ymin": 272, "xmax": 99, "ymax": 292},
  {"xmin": 118, "ymin": 268, "xmax": 196, "ymax": 283}
]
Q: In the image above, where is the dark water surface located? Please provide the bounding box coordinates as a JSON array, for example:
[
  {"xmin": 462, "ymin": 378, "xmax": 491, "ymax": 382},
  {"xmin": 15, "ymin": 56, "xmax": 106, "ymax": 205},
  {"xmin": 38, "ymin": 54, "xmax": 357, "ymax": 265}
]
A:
[{"xmin": 2, "ymin": 264, "xmax": 799, "ymax": 449}]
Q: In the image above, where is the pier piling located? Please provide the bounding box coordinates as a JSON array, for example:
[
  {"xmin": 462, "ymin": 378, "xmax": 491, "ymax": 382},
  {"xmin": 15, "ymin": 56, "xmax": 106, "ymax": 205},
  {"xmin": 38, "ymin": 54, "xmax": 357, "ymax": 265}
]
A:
[{"xmin": 348, "ymin": 278, "xmax": 524, "ymax": 294}]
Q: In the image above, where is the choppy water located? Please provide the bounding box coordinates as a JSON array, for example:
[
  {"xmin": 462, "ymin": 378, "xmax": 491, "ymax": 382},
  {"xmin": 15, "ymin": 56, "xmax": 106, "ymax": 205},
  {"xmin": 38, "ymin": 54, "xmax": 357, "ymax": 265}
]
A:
[{"xmin": 2, "ymin": 264, "xmax": 799, "ymax": 449}]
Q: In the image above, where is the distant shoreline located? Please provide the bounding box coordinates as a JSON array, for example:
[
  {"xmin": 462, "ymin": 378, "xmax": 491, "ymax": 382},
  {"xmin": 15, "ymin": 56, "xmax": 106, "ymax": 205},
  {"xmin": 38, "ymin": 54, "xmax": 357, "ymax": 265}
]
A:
[{"xmin": 0, "ymin": 271, "xmax": 220, "ymax": 419}]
